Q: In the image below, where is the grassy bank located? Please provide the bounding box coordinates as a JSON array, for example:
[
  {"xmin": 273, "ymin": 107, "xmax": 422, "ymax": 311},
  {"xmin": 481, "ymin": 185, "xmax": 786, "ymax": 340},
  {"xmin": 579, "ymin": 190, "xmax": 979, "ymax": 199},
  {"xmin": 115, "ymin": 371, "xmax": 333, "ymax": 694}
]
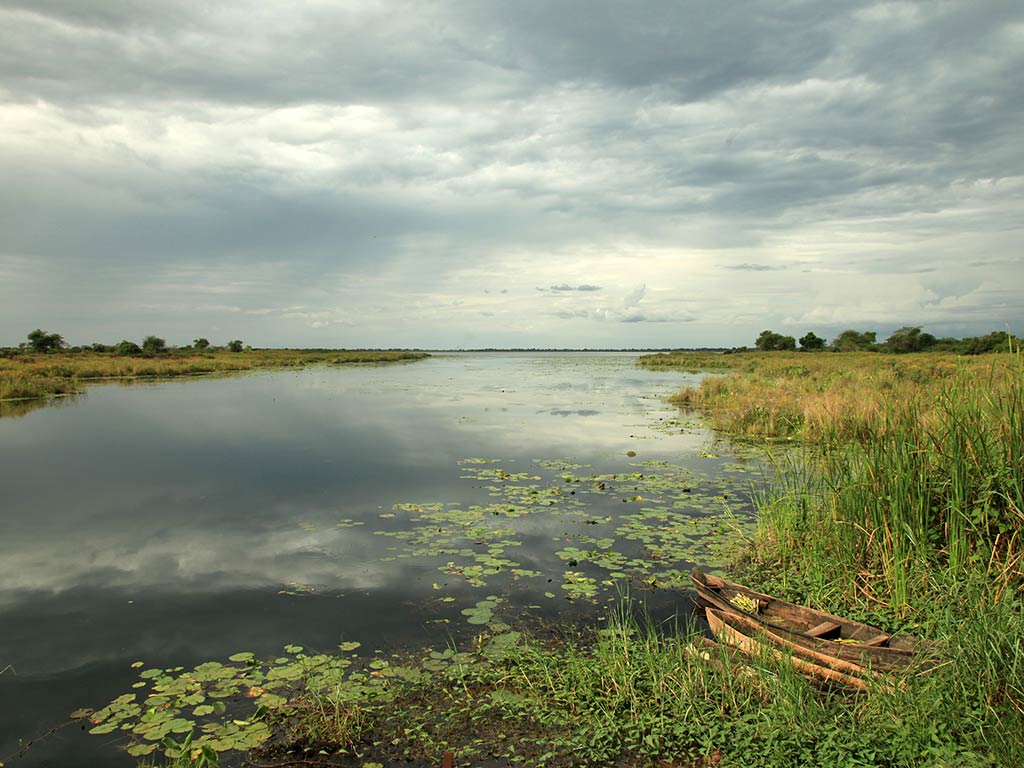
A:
[
  {"xmin": 643, "ymin": 348, "xmax": 1024, "ymax": 763},
  {"xmin": 641, "ymin": 350, "xmax": 1018, "ymax": 443},
  {"xmin": 639, "ymin": 350, "xmax": 1022, "ymax": 595},
  {"xmin": 0, "ymin": 349, "xmax": 429, "ymax": 404}
]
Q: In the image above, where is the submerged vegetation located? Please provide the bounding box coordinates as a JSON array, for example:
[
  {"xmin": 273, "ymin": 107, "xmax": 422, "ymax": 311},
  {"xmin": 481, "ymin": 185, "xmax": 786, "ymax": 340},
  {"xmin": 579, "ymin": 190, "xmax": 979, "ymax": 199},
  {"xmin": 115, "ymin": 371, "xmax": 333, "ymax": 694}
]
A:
[{"xmin": 0, "ymin": 348, "xmax": 429, "ymax": 408}]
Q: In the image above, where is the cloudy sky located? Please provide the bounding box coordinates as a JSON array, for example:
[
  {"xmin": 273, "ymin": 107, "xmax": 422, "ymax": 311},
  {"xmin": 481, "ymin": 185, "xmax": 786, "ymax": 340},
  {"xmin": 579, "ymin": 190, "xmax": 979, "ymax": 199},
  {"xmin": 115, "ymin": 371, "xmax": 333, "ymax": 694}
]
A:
[{"xmin": 1, "ymin": 1, "xmax": 1022, "ymax": 349}]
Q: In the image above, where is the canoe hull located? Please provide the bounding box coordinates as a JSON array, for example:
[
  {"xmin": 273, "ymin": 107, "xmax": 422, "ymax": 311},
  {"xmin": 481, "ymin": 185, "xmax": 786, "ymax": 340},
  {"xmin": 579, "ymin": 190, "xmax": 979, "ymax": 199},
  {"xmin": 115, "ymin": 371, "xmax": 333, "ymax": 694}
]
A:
[
  {"xmin": 691, "ymin": 568, "xmax": 926, "ymax": 672},
  {"xmin": 705, "ymin": 607, "xmax": 871, "ymax": 689}
]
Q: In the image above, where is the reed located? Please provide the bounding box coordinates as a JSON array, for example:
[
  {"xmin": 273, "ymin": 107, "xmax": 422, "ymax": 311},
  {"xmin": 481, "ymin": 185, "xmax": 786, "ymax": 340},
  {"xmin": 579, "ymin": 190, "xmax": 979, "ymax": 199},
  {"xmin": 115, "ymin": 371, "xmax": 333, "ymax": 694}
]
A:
[
  {"xmin": 638, "ymin": 351, "xmax": 736, "ymax": 371},
  {"xmin": 651, "ymin": 349, "xmax": 1023, "ymax": 603},
  {"xmin": 751, "ymin": 360, "xmax": 1023, "ymax": 597},
  {"xmin": 0, "ymin": 371, "xmax": 78, "ymax": 400}
]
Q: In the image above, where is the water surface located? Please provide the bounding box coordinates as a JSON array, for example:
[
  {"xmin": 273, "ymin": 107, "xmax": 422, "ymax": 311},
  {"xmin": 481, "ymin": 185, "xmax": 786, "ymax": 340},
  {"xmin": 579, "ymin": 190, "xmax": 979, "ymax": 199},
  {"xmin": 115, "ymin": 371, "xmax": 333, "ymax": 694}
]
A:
[{"xmin": 0, "ymin": 353, "xmax": 759, "ymax": 766}]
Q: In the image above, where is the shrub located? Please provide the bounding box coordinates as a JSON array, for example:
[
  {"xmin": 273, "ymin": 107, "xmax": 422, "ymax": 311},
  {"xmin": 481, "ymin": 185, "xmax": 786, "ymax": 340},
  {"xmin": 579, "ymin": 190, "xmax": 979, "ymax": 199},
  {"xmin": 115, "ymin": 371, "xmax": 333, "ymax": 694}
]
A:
[
  {"xmin": 798, "ymin": 332, "xmax": 826, "ymax": 351},
  {"xmin": 756, "ymin": 330, "xmax": 796, "ymax": 351},
  {"xmin": 27, "ymin": 329, "xmax": 65, "ymax": 353},
  {"xmin": 142, "ymin": 335, "xmax": 167, "ymax": 354}
]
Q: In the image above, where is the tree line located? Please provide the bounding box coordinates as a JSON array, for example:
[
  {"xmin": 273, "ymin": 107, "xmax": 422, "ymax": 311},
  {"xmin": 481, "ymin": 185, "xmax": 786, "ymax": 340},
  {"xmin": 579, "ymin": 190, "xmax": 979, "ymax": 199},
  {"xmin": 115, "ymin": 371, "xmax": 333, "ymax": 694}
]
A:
[
  {"xmin": 749, "ymin": 327, "xmax": 1019, "ymax": 355},
  {"xmin": 15, "ymin": 330, "xmax": 246, "ymax": 355}
]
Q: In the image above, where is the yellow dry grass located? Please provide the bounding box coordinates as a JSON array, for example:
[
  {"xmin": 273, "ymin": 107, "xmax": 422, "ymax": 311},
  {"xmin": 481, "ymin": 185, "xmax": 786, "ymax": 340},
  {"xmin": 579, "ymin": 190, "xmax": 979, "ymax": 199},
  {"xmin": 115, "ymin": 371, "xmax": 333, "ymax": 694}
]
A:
[{"xmin": 643, "ymin": 351, "xmax": 1017, "ymax": 442}]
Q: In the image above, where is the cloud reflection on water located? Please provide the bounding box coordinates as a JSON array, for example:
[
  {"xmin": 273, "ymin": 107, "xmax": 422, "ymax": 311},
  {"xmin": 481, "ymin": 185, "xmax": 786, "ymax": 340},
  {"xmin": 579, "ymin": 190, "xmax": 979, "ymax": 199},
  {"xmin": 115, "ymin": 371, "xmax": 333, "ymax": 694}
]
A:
[{"xmin": 1, "ymin": 355, "xmax": 705, "ymax": 602}]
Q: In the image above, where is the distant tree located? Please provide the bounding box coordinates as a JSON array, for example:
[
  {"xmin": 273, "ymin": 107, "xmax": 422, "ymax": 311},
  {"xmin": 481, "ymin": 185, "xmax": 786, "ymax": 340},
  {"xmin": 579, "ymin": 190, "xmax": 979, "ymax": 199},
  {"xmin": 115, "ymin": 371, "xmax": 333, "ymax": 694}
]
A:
[
  {"xmin": 832, "ymin": 329, "xmax": 877, "ymax": 352},
  {"xmin": 90, "ymin": 343, "xmax": 114, "ymax": 353},
  {"xmin": 192, "ymin": 338, "xmax": 210, "ymax": 350},
  {"xmin": 885, "ymin": 326, "xmax": 935, "ymax": 354},
  {"xmin": 963, "ymin": 331, "xmax": 1011, "ymax": 355},
  {"xmin": 142, "ymin": 335, "xmax": 167, "ymax": 354},
  {"xmin": 26, "ymin": 328, "xmax": 66, "ymax": 353},
  {"xmin": 116, "ymin": 340, "xmax": 142, "ymax": 356},
  {"xmin": 798, "ymin": 331, "xmax": 826, "ymax": 351},
  {"xmin": 927, "ymin": 337, "xmax": 964, "ymax": 353},
  {"xmin": 226, "ymin": 339, "xmax": 244, "ymax": 353},
  {"xmin": 755, "ymin": 330, "xmax": 796, "ymax": 351}
]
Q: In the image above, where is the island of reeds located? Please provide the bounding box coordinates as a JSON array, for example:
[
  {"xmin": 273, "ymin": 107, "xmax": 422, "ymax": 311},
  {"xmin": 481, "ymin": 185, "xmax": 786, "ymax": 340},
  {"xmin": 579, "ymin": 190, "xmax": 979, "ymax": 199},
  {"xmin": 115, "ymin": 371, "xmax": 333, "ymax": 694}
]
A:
[{"xmin": 0, "ymin": 329, "xmax": 429, "ymax": 409}]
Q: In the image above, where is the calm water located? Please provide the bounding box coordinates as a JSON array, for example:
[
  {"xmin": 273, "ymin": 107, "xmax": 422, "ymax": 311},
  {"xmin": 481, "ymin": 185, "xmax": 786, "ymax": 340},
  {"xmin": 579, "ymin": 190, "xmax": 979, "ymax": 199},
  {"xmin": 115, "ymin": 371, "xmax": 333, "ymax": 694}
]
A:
[{"xmin": 0, "ymin": 353, "xmax": 760, "ymax": 766}]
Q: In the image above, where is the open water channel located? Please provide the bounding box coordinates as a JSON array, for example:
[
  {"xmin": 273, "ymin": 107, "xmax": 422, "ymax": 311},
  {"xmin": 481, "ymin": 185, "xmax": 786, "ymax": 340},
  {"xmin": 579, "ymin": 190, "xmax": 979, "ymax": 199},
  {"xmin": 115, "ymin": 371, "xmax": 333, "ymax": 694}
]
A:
[{"xmin": 0, "ymin": 352, "xmax": 764, "ymax": 766}]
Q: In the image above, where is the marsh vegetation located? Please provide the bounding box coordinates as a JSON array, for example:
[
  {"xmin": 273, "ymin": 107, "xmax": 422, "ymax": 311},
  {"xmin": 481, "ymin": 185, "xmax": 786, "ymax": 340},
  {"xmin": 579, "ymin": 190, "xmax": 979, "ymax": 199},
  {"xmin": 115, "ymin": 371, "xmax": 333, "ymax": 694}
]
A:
[
  {"xmin": 643, "ymin": 350, "xmax": 1019, "ymax": 442},
  {"xmin": 0, "ymin": 348, "xmax": 430, "ymax": 407},
  {"xmin": 642, "ymin": 348, "xmax": 1024, "ymax": 765}
]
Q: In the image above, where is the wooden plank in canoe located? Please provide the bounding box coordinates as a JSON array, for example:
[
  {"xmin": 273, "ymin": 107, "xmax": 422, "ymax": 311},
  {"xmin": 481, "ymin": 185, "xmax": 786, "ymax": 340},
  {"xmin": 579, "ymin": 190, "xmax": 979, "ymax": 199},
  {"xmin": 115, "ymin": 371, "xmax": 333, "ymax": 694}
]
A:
[
  {"xmin": 862, "ymin": 633, "xmax": 891, "ymax": 647},
  {"xmin": 805, "ymin": 620, "xmax": 842, "ymax": 638}
]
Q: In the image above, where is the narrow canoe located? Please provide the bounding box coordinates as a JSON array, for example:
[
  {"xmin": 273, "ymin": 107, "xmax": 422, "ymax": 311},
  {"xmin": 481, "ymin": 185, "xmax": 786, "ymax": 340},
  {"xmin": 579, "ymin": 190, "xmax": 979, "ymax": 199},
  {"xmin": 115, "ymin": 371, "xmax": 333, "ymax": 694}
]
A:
[
  {"xmin": 691, "ymin": 567, "xmax": 929, "ymax": 672},
  {"xmin": 704, "ymin": 607, "xmax": 871, "ymax": 689}
]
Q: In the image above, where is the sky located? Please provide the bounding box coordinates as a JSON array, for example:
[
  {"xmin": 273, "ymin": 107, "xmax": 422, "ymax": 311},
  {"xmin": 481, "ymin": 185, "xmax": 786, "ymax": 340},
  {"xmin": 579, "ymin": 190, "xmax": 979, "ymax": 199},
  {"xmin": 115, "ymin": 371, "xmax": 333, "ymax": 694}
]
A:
[{"xmin": 1, "ymin": 1, "xmax": 1022, "ymax": 350}]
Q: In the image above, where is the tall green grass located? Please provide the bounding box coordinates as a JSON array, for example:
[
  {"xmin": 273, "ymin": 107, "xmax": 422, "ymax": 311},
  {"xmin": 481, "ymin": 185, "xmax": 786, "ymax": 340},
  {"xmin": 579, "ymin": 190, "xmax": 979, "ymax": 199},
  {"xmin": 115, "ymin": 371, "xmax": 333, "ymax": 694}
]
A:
[
  {"xmin": 729, "ymin": 356, "xmax": 1024, "ymax": 765},
  {"xmin": 755, "ymin": 358, "xmax": 1023, "ymax": 605}
]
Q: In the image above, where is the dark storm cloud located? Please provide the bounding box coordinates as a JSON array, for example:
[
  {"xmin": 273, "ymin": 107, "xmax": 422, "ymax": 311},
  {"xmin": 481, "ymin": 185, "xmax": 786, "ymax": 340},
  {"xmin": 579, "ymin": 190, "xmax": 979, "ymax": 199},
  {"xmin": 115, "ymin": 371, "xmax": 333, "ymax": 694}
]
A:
[
  {"xmin": 452, "ymin": 0, "xmax": 840, "ymax": 95},
  {"xmin": 1, "ymin": 1, "xmax": 806, "ymax": 103},
  {"xmin": 0, "ymin": 173, "xmax": 428, "ymax": 270},
  {"xmin": 0, "ymin": 0, "xmax": 524, "ymax": 107}
]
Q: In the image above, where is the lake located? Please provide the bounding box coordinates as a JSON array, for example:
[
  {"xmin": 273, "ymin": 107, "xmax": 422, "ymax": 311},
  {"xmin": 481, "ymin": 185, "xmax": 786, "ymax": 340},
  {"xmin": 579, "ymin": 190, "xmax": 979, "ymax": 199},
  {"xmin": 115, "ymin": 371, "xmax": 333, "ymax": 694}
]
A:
[{"xmin": 0, "ymin": 352, "xmax": 762, "ymax": 766}]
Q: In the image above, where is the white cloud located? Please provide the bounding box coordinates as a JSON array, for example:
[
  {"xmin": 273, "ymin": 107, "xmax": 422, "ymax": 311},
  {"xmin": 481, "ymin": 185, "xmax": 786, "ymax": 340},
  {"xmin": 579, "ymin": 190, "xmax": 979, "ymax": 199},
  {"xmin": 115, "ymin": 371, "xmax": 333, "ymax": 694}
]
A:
[{"xmin": 623, "ymin": 284, "xmax": 647, "ymax": 309}]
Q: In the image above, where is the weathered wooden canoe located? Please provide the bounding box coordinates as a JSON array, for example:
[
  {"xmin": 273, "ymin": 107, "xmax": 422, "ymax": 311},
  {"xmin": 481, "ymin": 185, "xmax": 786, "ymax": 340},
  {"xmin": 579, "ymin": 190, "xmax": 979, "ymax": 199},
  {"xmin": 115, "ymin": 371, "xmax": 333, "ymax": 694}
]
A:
[
  {"xmin": 704, "ymin": 607, "xmax": 871, "ymax": 689},
  {"xmin": 692, "ymin": 567, "xmax": 930, "ymax": 672},
  {"xmin": 706, "ymin": 606, "xmax": 886, "ymax": 680}
]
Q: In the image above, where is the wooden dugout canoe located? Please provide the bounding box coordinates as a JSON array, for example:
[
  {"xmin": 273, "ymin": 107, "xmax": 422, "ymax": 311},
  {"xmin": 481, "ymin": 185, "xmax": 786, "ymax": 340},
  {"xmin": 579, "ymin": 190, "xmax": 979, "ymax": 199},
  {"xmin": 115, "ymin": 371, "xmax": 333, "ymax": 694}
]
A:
[
  {"xmin": 704, "ymin": 607, "xmax": 872, "ymax": 689},
  {"xmin": 691, "ymin": 567, "xmax": 931, "ymax": 672}
]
